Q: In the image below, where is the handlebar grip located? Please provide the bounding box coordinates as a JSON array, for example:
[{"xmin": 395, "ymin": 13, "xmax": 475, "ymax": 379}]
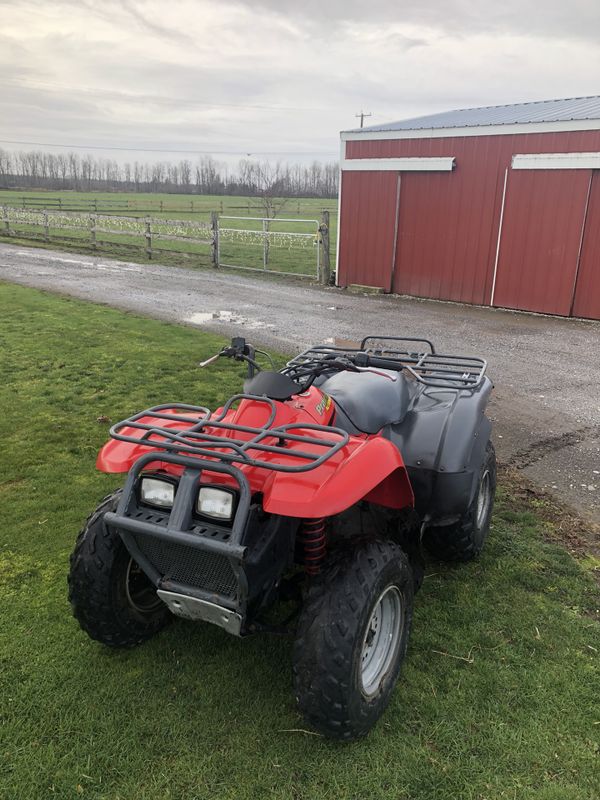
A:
[
  {"xmin": 198, "ymin": 353, "xmax": 222, "ymax": 367},
  {"xmin": 353, "ymin": 352, "xmax": 404, "ymax": 371}
]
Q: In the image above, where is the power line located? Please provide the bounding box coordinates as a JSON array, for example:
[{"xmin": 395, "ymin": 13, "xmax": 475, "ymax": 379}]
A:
[{"xmin": 0, "ymin": 138, "xmax": 337, "ymax": 158}]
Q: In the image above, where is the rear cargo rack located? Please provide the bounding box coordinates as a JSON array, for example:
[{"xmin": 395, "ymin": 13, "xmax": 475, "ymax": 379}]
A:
[
  {"xmin": 109, "ymin": 394, "xmax": 350, "ymax": 473},
  {"xmin": 286, "ymin": 338, "xmax": 487, "ymax": 388}
]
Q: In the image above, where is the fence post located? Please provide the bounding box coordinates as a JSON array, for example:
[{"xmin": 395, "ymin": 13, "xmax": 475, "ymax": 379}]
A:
[
  {"xmin": 145, "ymin": 217, "xmax": 152, "ymax": 259},
  {"xmin": 319, "ymin": 210, "xmax": 331, "ymax": 285},
  {"xmin": 90, "ymin": 214, "xmax": 97, "ymax": 251},
  {"xmin": 43, "ymin": 209, "xmax": 49, "ymax": 242},
  {"xmin": 262, "ymin": 218, "xmax": 269, "ymax": 270},
  {"xmin": 210, "ymin": 211, "xmax": 219, "ymax": 267}
]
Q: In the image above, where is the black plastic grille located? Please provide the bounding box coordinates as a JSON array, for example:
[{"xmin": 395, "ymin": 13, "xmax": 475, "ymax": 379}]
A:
[{"xmin": 133, "ymin": 534, "xmax": 237, "ymax": 597}]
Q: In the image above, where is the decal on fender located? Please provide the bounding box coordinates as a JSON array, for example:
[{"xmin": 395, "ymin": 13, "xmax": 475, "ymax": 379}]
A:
[{"xmin": 315, "ymin": 393, "xmax": 332, "ymax": 415}]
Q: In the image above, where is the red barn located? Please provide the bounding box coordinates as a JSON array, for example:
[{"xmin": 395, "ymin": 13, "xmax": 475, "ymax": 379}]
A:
[{"xmin": 337, "ymin": 96, "xmax": 600, "ymax": 320}]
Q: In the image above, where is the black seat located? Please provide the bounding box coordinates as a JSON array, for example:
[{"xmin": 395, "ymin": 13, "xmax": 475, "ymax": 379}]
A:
[{"xmin": 318, "ymin": 370, "xmax": 411, "ymax": 434}]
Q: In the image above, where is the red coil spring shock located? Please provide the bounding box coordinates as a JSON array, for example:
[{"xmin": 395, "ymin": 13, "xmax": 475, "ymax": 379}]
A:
[{"xmin": 300, "ymin": 518, "xmax": 327, "ymax": 576}]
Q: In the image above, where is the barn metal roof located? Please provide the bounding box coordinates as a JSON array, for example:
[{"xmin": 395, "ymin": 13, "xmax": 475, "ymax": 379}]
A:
[{"xmin": 350, "ymin": 96, "xmax": 600, "ymax": 133}]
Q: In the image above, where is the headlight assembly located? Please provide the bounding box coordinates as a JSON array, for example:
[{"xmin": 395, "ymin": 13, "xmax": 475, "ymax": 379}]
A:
[
  {"xmin": 196, "ymin": 487, "xmax": 234, "ymax": 521},
  {"xmin": 140, "ymin": 477, "xmax": 175, "ymax": 509}
]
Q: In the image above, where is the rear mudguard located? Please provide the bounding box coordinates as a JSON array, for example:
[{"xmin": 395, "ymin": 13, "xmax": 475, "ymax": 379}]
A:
[
  {"xmin": 97, "ymin": 433, "xmax": 414, "ymax": 519},
  {"xmin": 384, "ymin": 376, "xmax": 493, "ymax": 521}
]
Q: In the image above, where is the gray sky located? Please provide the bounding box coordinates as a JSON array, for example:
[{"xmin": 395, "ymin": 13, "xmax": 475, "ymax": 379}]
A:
[{"xmin": 2, "ymin": 0, "xmax": 599, "ymax": 165}]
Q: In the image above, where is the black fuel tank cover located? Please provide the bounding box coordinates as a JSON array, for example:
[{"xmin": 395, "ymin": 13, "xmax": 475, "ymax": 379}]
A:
[{"xmin": 244, "ymin": 371, "xmax": 301, "ymax": 401}]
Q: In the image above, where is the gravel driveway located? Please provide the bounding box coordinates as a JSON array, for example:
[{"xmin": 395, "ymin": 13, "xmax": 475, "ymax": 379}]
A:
[{"xmin": 1, "ymin": 242, "xmax": 599, "ymax": 523}]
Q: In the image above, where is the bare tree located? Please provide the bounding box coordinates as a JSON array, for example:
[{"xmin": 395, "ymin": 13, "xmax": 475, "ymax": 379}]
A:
[{"xmin": 0, "ymin": 147, "xmax": 340, "ymax": 198}]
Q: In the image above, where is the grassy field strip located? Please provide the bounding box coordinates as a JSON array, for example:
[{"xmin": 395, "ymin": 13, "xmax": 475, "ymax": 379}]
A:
[
  {"xmin": 0, "ymin": 189, "xmax": 338, "ymax": 219},
  {"xmin": 0, "ymin": 282, "xmax": 598, "ymax": 800}
]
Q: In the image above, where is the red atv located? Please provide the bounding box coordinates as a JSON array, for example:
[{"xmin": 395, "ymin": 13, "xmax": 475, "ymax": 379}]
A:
[{"xmin": 69, "ymin": 335, "xmax": 495, "ymax": 740}]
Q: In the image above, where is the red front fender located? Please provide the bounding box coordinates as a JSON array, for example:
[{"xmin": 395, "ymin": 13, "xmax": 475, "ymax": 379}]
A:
[
  {"xmin": 262, "ymin": 436, "xmax": 413, "ymax": 518},
  {"xmin": 96, "ymin": 417, "xmax": 414, "ymax": 520},
  {"xmin": 97, "ymin": 438, "xmax": 152, "ymax": 473}
]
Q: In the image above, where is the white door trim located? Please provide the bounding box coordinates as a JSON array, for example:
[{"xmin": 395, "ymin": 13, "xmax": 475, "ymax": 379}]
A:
[
  {"xmin": 512, "ymin": 152, "xmax": 600, "ymax": 170},
  {"xmin": 490, "ymin": 168, "xmax": 509, "ymax": 306},
  {"xmin": 341, "ymin": 156, "xmax": 455, "ymax": 172}
]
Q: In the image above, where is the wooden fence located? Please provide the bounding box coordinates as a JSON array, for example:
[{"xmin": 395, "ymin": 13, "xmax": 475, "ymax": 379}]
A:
[{"xmin": 0, "ymin": 206, "xmax": 331, "ymax": 282}]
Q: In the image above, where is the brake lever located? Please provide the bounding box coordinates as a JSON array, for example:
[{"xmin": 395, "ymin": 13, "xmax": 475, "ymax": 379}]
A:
[{"xmin": 326, "ymin": 358, "xmax": 361, "ymax": 373}]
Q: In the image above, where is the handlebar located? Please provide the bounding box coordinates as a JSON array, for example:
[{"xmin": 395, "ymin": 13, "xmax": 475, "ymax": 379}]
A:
[
  {"xmin": 281, "ymin": 350, "xmax": 406, "ymax": 388},
  {"xmin": 199, "ymin": 337, "xmax": 274, "ymax": 378},
  {"xmin": 201, "ymin": 336, "xmax": 484, "ymax": 391},
  {"xmin": 202, "ymin": 337, "xmax": 406, "ymax": 377}
]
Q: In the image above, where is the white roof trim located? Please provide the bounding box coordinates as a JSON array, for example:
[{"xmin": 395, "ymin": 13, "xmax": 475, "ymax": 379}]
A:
[
  {"xmin": 341, "ymin": 118, "xmax": 600, "ymax": 142},
  {"xmin": 341, "ymin": 156, "xmax": 455, "ymax": 172},
  {"xmin": 512, "ymin": 151, "xmax": 600, "ymax": 170}
]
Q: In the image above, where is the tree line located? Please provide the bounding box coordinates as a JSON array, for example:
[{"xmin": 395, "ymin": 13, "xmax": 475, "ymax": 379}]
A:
[{"xmin": 0, "ymin": 148, "xmax": 339, "ymax": 198}]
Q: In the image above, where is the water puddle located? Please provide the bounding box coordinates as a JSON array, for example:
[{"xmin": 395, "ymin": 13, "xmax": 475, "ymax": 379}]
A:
[{"xmin": 185, "ymin": 310, "xmax": 275, "ymax": 330}]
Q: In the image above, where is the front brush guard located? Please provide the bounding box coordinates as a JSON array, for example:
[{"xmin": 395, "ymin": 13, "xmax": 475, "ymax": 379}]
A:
[{"xmin": 104, "ymin": 452, "xmax": 252, "ymax": 625}]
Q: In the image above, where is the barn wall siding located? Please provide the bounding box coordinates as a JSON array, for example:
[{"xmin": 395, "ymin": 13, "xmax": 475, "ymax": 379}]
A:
[{"xmin": 338, "ymin": 130, "xmax": 600, "ymax": 319}]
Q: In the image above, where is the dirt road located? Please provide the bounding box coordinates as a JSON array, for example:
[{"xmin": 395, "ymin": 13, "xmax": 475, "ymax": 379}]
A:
[{"xmin": 1, "ymin": 243, "xmax": 599, "ymax": 522}]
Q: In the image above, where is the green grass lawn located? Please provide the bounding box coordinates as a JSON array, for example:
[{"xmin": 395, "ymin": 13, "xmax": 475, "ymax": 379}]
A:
[
  {"xmin": 0, "ymin": 190, "xmax": 337, "ymax": 278},
  {"xmin": 0, "ymin": 282, "xmax": 598, "ymax": 800}
]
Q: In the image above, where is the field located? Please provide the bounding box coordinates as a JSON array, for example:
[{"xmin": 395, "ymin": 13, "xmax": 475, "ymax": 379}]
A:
[
  {"xmin": 0, "ymin": 189, "xmax": 338, "ymax": 278},
  {"xmin": 0, "ymin": 282, "xmax": 599, "ymax": 800}
]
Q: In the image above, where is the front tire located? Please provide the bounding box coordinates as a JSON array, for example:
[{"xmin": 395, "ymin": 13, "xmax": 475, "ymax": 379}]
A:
[
  {"xmin": 68, "ymin": 490, "xmax": 171, "ymax": 647},
  {"xmin": 293, "ymin": 538, "xmax": 414, "ymax": 740},
  {"xmin": 424, "ymin": 440, "xmax": 497, "ymax": 562}
]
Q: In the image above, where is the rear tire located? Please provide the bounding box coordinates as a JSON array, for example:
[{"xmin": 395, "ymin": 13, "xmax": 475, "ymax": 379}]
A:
[
  {"xmin": 68, "ymin": 490, "xmax": 171, "ymax": 647},
  {"xmin": 424, "ymin": 440, "xmax": 496, "ymax": 562},
  {"xmin": 293, "ymin": 538, "xmax": 414, "ymax": 740}
]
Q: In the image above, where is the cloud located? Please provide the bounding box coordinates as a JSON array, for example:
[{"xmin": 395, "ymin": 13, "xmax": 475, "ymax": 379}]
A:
[
  {"xmin": 220, "ymin": 0, "xmax": 600, "ymax": 44},
  {"xmin": 0, "ymin": 0, "xmax": 599, "ymax": 166}
]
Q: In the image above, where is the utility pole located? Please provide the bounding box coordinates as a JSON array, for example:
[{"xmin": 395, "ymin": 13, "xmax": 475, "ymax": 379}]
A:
[{"xmin": 355, "ymin": 110, "xmax": 372, "ymax": 128}]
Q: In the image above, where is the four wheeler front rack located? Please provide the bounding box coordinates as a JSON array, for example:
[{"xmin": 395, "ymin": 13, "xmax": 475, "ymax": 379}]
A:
[{"xmin": 109, "ymin": 394, "xmax": 350, "ymax": 473}]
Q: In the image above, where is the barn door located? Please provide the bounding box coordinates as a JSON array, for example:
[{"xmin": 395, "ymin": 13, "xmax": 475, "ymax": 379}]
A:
[
  {"xmin": 492, "ymin": 170, "xmax": 591, "ymax": 316},
  {"xmin": 337, "ymin": 171, "xmax": 400, "ymax": 289},
  {"xmin": 572, "ymin": 171, "xmax": 600, "ymax": 320}
]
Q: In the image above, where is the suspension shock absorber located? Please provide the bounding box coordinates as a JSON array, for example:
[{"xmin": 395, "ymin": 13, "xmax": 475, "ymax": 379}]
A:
[{"xmin": 299, "ymin": 518, "xmax": 327, "ymax": 576}]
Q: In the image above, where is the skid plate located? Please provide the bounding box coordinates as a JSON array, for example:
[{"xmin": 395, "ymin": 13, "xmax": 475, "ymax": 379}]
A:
[{"xmin": 157, "ymin": 589, "xmax": 242, "ymax": 636}]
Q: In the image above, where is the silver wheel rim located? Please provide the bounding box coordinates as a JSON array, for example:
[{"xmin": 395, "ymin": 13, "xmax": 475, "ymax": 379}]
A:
[
  {"xmin": 125, "ymin": 558, "xmax": 162, "ymax": 613},
  {"xmin": 360, "ymin": 585, "xmax": 403, "ymax": 697},
  {"xmin": 475, "ymin": 469, "xmax": 492, "ymax": 529}
]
